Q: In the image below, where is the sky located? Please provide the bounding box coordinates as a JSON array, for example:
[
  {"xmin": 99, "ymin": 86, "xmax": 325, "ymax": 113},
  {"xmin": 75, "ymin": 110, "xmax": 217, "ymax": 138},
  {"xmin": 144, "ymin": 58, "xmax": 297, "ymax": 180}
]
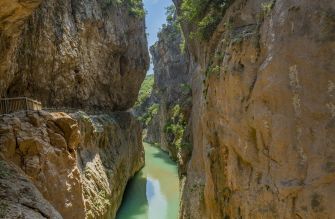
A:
[{"xmin": 143, "ymin": 0, "xmax": 172, "ymax": 74}]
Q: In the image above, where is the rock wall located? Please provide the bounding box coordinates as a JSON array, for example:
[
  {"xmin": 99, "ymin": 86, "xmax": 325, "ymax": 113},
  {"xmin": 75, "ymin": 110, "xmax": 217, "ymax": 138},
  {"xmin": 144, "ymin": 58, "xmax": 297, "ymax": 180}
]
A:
[
  {"xmin": 0, "ymin": 0, "xmax": 149, "ymax": 111},
  {"xmin": 175, "ymin": 0, "xmax": 335, "ymax": 218},
  {"xmin": 0, "ymin": 110, "xmax": 144, "ymax": 219},
  {"xmin": 73, "ymin": 111, "xmax": 144, "ymax": 219},
  {"xmin": 0, "ymin": 0, "xmax": 43, "ymax": 94},
  {"xmin": 0, "ymin": 159, "xmax": 62, "ymax": 219}
]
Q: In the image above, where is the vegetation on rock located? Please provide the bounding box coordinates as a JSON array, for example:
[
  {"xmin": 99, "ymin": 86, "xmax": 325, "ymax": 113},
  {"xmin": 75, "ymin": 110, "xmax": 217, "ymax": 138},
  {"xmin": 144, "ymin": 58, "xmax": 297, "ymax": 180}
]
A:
[
  {"xmin": 105, "ymin": 0, "xmax": 146, "ymax": 17},
  {"xmin": 139, "ymin": 103, "xmax": 159, "ymax": 126},
  {"xmin": 164, "ymin": 104, "xmax": 190, "ymax": 149},
  {"xmin": 135, "ymin": 74, "xmax": 154, "ymax": 108},
  {"xmin": 180, "ymin": 0, "xmax": 234, "ymax": 40}
]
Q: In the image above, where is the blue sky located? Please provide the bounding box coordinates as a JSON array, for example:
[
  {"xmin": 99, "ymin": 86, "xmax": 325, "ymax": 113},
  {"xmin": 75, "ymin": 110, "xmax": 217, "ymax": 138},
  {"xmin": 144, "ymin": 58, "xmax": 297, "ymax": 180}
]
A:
[{"xmin": 143, "ymin": 0, "xmax": 172, "ymax": 74}]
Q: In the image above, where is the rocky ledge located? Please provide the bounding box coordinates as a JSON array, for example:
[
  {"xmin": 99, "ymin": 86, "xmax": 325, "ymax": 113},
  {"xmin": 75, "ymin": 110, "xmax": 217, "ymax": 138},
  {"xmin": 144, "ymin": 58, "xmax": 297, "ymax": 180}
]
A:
[{"xmin": 0, "ymin": 110, "xmax": 144, "ymax": 219}]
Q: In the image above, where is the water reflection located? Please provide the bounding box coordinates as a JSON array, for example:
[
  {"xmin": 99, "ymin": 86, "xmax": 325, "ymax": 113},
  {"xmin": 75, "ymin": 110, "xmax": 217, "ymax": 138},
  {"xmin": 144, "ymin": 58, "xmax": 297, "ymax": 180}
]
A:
[
  {"xmin": 116, "ymin": 143, "xmax": 179, "ymax": 219},
  {"xmin": 117, "ymin": 171, "xmax": 148, "ymax": 218}
]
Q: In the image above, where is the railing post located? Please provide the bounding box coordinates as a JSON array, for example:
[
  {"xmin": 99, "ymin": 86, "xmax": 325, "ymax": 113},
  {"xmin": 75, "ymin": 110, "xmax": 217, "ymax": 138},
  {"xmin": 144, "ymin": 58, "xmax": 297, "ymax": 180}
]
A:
[
  {"xmin": 0, "ymin": 97, "xmax": 43, "ymax": 115},
  {"xmin": 25, "ymin": 97, "xmax": 28, "ymax": 111},
  {"xmin": 5, "ymin": 98, "xmax": 8, "ymax": 114}
]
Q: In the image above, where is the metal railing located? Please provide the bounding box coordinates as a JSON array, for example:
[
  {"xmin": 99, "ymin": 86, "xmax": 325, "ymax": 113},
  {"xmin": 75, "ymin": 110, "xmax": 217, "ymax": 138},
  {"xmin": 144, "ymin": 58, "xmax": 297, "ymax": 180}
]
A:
[
  {"xmin": 0, "ymin": 97, "xmax": 42, "ymax": 115},
  {"xmin": 43, "ymin": 107, "xmax": 114, "ymax": 115}
]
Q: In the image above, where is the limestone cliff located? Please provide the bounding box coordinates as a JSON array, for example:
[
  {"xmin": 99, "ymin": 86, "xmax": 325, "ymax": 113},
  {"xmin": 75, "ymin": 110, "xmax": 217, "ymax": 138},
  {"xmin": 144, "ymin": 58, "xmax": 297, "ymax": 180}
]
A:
[
  {"xmin": 174, "ymin": 0, "xmax": 335, "ymax": 218},
  {"xmin": 0, "ymin": 110, "xmax": 144, "ymax": 219},
  {"xmin": 0, "ymin": 0, "xmax": 149, "ymax": 111}
]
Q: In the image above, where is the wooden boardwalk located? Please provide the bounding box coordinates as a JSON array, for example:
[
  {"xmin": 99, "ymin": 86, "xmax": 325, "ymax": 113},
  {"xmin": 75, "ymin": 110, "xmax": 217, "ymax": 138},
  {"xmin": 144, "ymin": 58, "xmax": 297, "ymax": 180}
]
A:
[{"xmin": 0, "ymin": 97, "xmax": 42, "ymax": 115}]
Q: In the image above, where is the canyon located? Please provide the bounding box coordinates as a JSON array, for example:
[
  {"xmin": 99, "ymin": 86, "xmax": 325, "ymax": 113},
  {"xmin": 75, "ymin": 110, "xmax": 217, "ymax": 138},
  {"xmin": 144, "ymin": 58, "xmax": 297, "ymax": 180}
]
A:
[
  {"xmin": 0, "ymin": 0, "xmax": 335, "ymax": 219},
  {"xmin": 135, "ymin": 10, "xmax": 193, "ymax": 176}
]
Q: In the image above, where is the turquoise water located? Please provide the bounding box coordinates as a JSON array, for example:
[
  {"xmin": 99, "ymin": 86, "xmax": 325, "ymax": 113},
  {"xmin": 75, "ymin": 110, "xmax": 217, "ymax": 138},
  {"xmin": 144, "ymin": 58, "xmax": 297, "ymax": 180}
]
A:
[{"xmin": 116, "ymin": 142, "xmax": 179, "ymax": 219}]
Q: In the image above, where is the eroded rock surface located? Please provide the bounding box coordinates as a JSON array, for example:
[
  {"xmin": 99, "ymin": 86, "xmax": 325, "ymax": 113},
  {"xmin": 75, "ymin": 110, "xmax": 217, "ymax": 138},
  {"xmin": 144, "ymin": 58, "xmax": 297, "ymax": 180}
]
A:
[
  {"xmin": 0, "ymin": 0, "xmax": 149, "ymax": 111},
  {"xmin": 73, "ymin": 111, "xmax": 144, "ymax": 219},
  {"xmin": 0, "ymin": 159, "xmax": 62, "ymax": 219},
  {"xmin": 0, "ymin": 110, "xmax": 144, "ymax": 219},
  {"xmin": 0, "ymin": 0, "xmax": 43, "ymax": 94},
  {"xmin": 175, "ymin": 0, "xmax": 335, "ymax": 218}
]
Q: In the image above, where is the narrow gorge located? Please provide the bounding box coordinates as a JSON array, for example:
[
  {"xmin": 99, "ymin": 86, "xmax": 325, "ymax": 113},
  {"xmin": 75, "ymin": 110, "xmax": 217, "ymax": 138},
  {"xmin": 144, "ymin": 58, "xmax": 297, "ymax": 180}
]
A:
[{"xmin": 0, "ymin": 0, "xmax": 334, "ymax": 219}]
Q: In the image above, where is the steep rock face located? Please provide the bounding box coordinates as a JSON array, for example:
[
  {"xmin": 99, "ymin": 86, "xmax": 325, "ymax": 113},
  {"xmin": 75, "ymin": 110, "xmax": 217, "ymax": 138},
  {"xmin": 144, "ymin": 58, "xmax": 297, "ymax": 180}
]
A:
[
  {"xmin": 0, "ymin": 110, "xmax": 144, "ymax": 219},
  {"xmin": 0, "ymin": 0, "xmax": 43, "ymax": 94},
  {"xmin": 142, "ymin": 12, "xmax": 192, "ymax": 166},
  {"xmin": 175, "ymin": 0, "xmax": 335, "ymax": 218},
  {"xmin": 73, "ymin": 111, "xmax": 144, "ymax": 219},
  {"xmin": 0, "ymin": 111, "xmax": 85, "ymax": 218},
  {"xmin": 0, "ymin": 159, "xmax": 62, "ymax": 219},
  {"xmin": 0, "ymin": 0, "xmax": 42, "ymax": 35},
  {"xmin": 0, "ymin": 0, "xmax": 149, "ymax": 111}
]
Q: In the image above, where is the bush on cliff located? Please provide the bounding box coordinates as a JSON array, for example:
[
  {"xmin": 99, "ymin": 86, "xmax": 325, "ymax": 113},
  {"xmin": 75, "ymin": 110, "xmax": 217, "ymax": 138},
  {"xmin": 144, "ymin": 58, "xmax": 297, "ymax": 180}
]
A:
[
  {"xmin": 139, "ymin": 103, "xmax": 159, "ymax": 126},
  {"xmin": 164, "ymin": 104, "xmax": 188, "ymax": 149},
  {"xmin": 105, "ymin": 0, "xmax": 145, "ymax": 17},
  {"xmin": 180, "ymin": 0, "xmax": 234, "ymax": 40},
  {"xmin": 135, "ymin": 74, "xmax": 154, "ymax": 107}
]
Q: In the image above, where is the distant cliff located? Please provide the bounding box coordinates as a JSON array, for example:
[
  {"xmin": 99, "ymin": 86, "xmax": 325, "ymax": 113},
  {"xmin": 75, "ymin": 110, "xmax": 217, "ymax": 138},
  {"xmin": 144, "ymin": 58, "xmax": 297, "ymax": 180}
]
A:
[{"xmin": 135, "ymin": 6, "xmax": 192, "ymax": 174}]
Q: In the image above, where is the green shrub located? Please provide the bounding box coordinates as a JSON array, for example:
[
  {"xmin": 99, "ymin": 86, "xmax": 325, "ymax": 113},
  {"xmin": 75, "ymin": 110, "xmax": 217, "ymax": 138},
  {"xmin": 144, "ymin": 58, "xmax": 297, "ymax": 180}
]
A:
[
  {"xmin": 180, "ymin": 0, "xmax": 234, "ymax": 40},
  {"xmin": 158, "ymin": 5, "xmax": 182, "ymax": 44},
  {"xmin": 105, "ymin": 0, "xmax": 145, "ymax": 18},
  {"xmin": 180, "ymin": 83, "xmax": 192, "ymax": 95},
  {"xmin": 140, "ymin": 103, "xmax": 159, "ymax": 126},
  {"xmin": 135, "ymin": 75, "xmax": 154, "ymax": 107},
  {"xmin": 205, "ymin": 64, "xmax": 221, "ymax": 78},
  {"xmin": 261, "ymin": 1, "xmax": 275, "ymax": 17},
  {"xmin": 197, "ymin": 13, "xmax": 222, "ymax": 40},
  {"xmin": 164, "ymin": 104, "xmax": 188, "ymax": 149},
  {"xmin": 180, "ymin": 34, "xmax": 186, "ymax": 53}
]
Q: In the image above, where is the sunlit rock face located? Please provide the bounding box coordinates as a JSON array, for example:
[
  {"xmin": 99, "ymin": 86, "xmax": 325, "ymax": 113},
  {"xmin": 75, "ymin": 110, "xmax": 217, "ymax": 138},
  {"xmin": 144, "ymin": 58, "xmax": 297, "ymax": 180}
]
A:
[
  {"xmin": 0, "ymin": 0, "xmax": 149, "ymax": 111},
  {"xmin": 0, "ymin": 160, "xmax": 62, "ymax": 219},
  {"xmin": 0, "ymin": 111, "xmax": 144, "ymax": 219},
  {"xmin": 175, "ymin": 0, "xmax": 335, "ymax": 218}
]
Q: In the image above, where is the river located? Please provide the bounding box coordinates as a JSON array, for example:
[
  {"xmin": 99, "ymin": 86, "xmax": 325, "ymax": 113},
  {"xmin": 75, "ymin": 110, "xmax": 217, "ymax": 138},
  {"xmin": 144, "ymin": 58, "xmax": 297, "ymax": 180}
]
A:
[{"xmin": 116, "ymin": 142, "xmax": 180, "ymax": 219}]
